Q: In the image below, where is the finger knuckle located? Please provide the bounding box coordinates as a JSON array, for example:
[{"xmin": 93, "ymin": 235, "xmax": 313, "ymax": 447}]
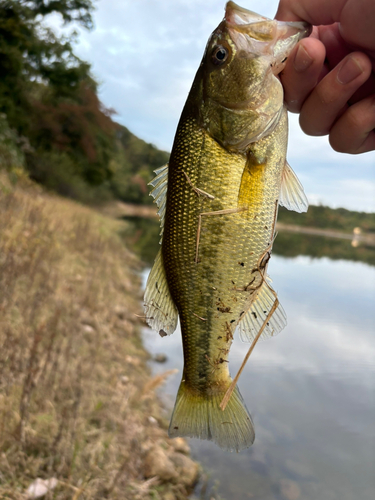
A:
[
  {"xmin": 300, "ymin": 112, "xmax": 329, "ymax": 136},
  {"xmin": 329, "ymin": 112, "xmax": 361, "ymax": 154},
  {"xmin": 329, "ymin": 133, "xmax": 351, "ymax": 153}
]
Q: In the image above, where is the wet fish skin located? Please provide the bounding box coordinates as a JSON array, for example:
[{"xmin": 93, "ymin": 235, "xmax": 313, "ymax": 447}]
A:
[{"xmin": 144, "ymin": 2, "xmax": 310, "ymax": 451}]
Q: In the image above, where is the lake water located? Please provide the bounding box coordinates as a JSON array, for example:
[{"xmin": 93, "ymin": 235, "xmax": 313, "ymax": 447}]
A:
[{"xmin": 137, "ymin": 224, "xmax": 375, "ymax": 500}]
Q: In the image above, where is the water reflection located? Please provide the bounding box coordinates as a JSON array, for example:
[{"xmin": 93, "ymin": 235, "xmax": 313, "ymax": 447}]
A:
[
  {"xmin": 126, "ymin": 214, "xmax": 375, "ymax": 499},
  {"xmin": 140, "ymin": 249, "xmax": 375, "ymax": 500},
  {"xmin": 273, "ymin": 231, "xmax": 375, "ymax": 266},
  {"xmin": 121, "ymin": 216, "xmax": 161, "ymax": 265}
]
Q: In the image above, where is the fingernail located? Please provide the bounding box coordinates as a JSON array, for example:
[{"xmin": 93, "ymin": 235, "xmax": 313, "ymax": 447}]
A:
[
  {"xmin": 293, "ymin": 44, "xmax": 313, "ymax": 72},
  {"xmin": 337, "ymin": 56, "xmax": 363, "ymax": 85}
]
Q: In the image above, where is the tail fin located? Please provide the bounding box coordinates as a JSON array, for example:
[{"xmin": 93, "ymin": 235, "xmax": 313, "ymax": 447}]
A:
[{"xmin": 168, "ymin": 381, "xmax": 255, "ymax": 452}]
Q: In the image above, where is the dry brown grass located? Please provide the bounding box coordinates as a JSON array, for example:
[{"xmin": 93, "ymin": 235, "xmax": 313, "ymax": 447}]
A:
[{"xmin": 0, "ymin": 174, "xmax": 194, "ymax": 499}]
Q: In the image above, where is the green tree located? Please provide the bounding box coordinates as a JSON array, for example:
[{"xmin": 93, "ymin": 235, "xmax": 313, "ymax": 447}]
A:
[
  {"xmin": 0, "ymin": 1, "xmax": 94, "ymax": 127},
  {"xmin": 28, "ymin": 1, "xmax": 94, "ymax": 28},
  {"xmin": 0, "ymin": 0, "xmax": 118, "ymax": 191},
  {"xmin": 0, "ymin": 0, "xmax": 170, "ymax": 204}
]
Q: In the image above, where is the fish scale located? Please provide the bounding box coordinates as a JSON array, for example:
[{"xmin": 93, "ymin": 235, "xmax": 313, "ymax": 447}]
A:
[
  {"xmin": 163, "ymin": 110, "xmax": 287, "ymax": 393},
  {"xmin": 144, "ymin": 1, "xmax": 310, "ymax": 451}
]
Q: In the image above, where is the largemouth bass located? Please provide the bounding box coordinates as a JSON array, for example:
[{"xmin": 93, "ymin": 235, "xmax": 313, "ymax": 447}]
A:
[{"xmin": 144, "ymin": 1, "xmax": 310, "ymax": 451}]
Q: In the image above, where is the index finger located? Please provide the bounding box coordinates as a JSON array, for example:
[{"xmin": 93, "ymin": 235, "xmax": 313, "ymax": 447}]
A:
[
  {"xmin": 275, "ymin": 0, "xmax": 348, "ymax": 24},
  {"xmin": 275, "ymin": 0, "xmax": 375, "ymax": 51}
]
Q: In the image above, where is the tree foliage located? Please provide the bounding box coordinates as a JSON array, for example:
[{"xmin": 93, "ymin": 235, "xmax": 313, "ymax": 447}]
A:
[
  {"xmin": 0, "ymin": 0, "xmax": 94, "ymax": 125},
  {"xmin": 109, "ymin": 126, "xmax": 169, "ymax": 205},
  {"xmin": 0, "ymin": 0, "xmax": 118, "ymax": 191},
  {"xmin": 0, "ymin": 0, "xmax": 169, "ymax": 203},
  {"xmin": 278, "ymin": 205, "xmax": 375, "ymax": 233},
  {"xmin": 27, "ymin": 0, "xmax": 95, "ymax": 28}
]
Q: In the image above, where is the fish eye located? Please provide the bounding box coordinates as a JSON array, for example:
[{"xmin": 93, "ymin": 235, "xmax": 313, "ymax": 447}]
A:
[{"xmin": 211, "ymin": 45, "xmax": 228, "ymax": 65}]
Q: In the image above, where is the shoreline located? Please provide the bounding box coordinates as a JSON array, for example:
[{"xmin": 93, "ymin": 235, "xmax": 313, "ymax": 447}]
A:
[{"xmin": 103, "ymin": 201, "xmax": 375, "ymax": 247}]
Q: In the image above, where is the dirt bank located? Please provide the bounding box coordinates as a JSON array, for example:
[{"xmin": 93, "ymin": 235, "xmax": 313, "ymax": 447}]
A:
[{"xmin": 0, "ymin": 173, "xmax": 199, "ymax": 500}]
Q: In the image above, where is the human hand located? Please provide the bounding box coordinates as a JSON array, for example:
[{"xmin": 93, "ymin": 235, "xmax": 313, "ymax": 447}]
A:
[{"xmin": 275, "ymin": 0, "xmax": 375, "ymax": 154}]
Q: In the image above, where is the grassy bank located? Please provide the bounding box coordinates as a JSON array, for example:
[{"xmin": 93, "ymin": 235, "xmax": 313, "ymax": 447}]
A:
[{"xmin": 0, "ymin": 174, "xmax": 198, "ymax": 499}]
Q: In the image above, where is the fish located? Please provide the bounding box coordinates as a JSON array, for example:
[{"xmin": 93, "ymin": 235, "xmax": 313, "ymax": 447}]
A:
[{"xmin": 144, "ymin": 1, "xmax": 310, "ymax": 452}]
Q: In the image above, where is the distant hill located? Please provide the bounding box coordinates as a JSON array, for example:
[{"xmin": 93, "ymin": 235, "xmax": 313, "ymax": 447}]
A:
[
  {"xmin": 278, "ymin": 205, "xmax": 375, "ymax": 234},
  {"xmin": 0, "ymin": 112, "xmax": 169, "ymax": 206},
  {"xmin": 108, "ymin": 124, "xmax": 169, "ymax": 205}
]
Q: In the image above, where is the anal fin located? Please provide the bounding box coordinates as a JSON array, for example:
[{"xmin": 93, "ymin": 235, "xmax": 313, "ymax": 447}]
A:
[{"xmin": 238, "ymin": 281, "xmax": 286, "ymax": 343}]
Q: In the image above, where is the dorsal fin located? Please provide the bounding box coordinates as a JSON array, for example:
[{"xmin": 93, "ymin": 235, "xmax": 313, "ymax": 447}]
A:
[
  {"xmin": 279, "ymin": 162, "xmax": 308, "ymax": 213},
  {"xmin": 144, "ymin": 249, "xmax": 178, "ymax": 336},
  {"xmin": 149, "ymin": 163, "xmax": 168, "ymax": 242}
]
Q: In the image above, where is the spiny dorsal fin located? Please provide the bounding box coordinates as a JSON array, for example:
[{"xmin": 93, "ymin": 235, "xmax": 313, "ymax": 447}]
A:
[
  {"xmin": 279, "ymin": 161, "xmax": 308, "ymax": 213},
  {"xmin": 144, "ymin": 248, "xmax": 178, "ymax": 336},
  {"xmin": 238, "ymin": 281, "xmax": 287, "ymax": 343},
  {"xmin": 149, "ymin": 163, "xmax": 168, "ymax": 242}
]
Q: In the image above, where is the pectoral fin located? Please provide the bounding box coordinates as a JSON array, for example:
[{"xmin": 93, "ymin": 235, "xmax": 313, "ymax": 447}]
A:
[
  {"xmin": 279, "ymin": 162, "xmax": 308, "ymax": 213},
  {"xmin": 144, "ymin": 249, "xmax": 178, "ymax": 336},
  {"xmin": 238, "ymin": 281, "xmax": 286, "ymax": 342}
]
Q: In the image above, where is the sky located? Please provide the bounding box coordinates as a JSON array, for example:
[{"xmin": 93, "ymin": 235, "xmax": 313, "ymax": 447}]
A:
[{"xmin": 48, "ymin": 0, "xmax": 375, "ymax": 212}]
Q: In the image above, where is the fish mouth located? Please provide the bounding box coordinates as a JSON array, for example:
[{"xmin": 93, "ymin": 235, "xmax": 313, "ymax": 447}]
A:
[
  {"xmin": 224, "ymin": 1, "xmax": 311, "ymax": 74},
  {"xmin": 225, "ymin": 1, "xmax": 270, "ymax": 26}
]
